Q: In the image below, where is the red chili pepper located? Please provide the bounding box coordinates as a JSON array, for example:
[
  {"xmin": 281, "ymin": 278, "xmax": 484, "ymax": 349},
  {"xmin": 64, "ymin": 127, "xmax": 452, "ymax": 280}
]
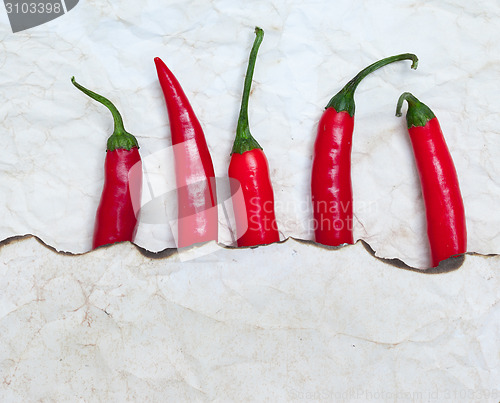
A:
[
  {"xmin": 311, "ymin": 54, "xmax": 418, "ymax": 246},
  {"xmin": 228, "ymin": 27, "xmax": 279, "ymax": 247},
  {"xmin": 71, "ymin": 77, "xmax": 143, "ymax": 249},
  {"xmin": 154, "ymin": 57, "xmax": 218, "ymax": 248},
  {"xmin": 396, "ymin": 92, "xmax": 466, "ymax": 267}
]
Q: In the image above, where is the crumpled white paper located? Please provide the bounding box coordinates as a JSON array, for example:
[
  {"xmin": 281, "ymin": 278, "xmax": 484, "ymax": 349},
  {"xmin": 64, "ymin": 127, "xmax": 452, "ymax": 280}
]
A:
[
  {"xmin": 1, "ymin": 1, "xmax": 500, "ymax": 400},
  {"xmin": 1, "ymin": 0, "xmax": 499, "ymax": 267},
  {"xmin": 0, "ymin": 237, "xmax": 499, "ymax": 401}
]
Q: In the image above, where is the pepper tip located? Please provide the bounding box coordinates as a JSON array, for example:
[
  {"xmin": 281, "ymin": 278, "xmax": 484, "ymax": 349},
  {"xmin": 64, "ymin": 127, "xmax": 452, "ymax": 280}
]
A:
[{"xmin": 154, "ymin": 57, "xmax": 166, "ymax": 70}]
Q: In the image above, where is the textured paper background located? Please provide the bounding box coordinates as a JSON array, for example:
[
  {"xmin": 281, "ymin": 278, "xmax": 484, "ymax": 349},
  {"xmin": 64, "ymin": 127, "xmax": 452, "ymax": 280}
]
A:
[
  {"xmin": 1, "ymin": 0, "xmax": 499, "ymax": 267},
  {"xmin": 0, "ymin": 237, "xmax": 499, "ymax": 401},
  {"xmin": 1, "ymin": 1, "xmax": 500, "ymax": 401}
]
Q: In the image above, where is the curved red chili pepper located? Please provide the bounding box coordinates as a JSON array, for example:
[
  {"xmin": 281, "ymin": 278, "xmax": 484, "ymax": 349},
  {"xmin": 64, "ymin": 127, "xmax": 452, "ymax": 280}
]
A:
[
  {"xmin": 311, "ymin": 54, "xmax": 418, "ymax": 246},
  {"xmin": 396, "ymin": 92, "xmax": 466, "ymax": 267},
  {"xmin": 71, "ymin": 77, "xmax": 142, "ymax": 249},
  {"xmin": 228, "ymin": 27, "xmax": 280, "ymax": 247},
  {"xmin": 154, "ymin": 57, "xmax": 218, "ymax": 248}
]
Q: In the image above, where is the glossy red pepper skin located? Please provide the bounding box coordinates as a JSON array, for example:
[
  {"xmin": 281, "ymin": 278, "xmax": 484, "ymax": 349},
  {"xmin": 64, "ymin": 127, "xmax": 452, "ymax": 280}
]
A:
[
  {"xmin": 397, "ymin": 92, "xmax": 466, "ymax": 267},
  {"xmin": 93, "ymin": 148, "xmax": 142, "ymax": 249},
  {"xmin": 154, "ymin": 57, "xmax": 218, "ymax": 248},
  {"xmin": 408, "ymin": 119, "xmax": 466, "ymax": 266},
  {"xmin": 229, "ymin": 27, "xmax": 280, "ymax": 247},
  {"xmin": 311, "ymin": 108, "xmax": 354, "ymax": 245},
  {"xmin": 311, "ymin": 54, "xmax": 418, "ymax": 246},
  {"xmin": 72, "ymin": 77, "xmax": 143, "ymax": 250},
  {"xmin": 229, "ymin": 149, "xmax": 279, "ymax": 246}
]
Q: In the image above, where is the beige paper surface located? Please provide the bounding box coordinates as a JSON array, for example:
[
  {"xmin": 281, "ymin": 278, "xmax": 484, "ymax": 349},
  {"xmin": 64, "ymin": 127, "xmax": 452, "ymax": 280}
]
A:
[{"xmin": 1, "ymin": 1, "xmax": 499, "ymax": 400}]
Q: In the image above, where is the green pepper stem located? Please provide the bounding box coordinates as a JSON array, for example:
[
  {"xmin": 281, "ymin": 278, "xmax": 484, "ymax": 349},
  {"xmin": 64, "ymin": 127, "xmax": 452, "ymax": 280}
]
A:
[
  {"xmin": 71, "ymin": 76, "xmax": 138, "ymax": 151},
  {"xmin": 344, "ymin": 54, "xmax": 418, "ymax": 94},
  {"xmin": 232, "ymin": 27, "xmax": 264, "ymax": 155},
  {"xmin": 396, "ymin": 92, "xmax": 418, "ymax": 116},
  {"xmin": 326, "ymin": 53, "xmax": 419, "ymax": 116},
  {"xmin": 396, "ymin": 92, "xmax": 436, "ymax": 128}
]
